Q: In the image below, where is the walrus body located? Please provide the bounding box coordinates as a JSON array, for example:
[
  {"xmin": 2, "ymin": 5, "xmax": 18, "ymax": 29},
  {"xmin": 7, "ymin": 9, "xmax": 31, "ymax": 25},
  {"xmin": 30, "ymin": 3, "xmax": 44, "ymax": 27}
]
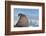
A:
[{"xmin": 14, "ymin": 13, "xmax": 28, "ymax": 27}]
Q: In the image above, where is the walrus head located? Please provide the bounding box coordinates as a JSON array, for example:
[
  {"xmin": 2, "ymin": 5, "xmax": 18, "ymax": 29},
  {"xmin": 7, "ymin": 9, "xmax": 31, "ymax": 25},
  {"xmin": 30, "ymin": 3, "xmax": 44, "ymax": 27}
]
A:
[{"xmin": 16, "ymin": 13, "xmax": 28, "ymax": 27}]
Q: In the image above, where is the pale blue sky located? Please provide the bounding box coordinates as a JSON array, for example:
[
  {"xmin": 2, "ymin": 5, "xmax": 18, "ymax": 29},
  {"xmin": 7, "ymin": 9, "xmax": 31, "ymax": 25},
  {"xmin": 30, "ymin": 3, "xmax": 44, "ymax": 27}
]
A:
[{"xmin": 14, "ymin": 8, "xmax": 39, "ymax": 20}]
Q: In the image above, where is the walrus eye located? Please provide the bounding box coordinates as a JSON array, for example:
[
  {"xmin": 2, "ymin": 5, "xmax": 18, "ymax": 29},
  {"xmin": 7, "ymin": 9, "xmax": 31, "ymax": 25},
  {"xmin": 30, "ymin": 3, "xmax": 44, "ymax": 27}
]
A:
[
  {"xmin": 18, "ymin": 13, "xmax": 25, "ymax": 17},
  {"xmin": 18, "ymin": 13, "xmax": 22, "ymax": 16}
]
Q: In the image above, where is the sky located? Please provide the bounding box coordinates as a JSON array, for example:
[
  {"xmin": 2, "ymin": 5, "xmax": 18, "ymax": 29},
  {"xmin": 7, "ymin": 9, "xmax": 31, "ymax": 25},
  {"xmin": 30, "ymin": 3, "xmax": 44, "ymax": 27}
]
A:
[
  {"xmin": 14, "ymin": 8, "xmax": 39, "ymax": 20},
  {"xmin": 14, "ymin": 8, "xmax": 39, "ymax": 17}
]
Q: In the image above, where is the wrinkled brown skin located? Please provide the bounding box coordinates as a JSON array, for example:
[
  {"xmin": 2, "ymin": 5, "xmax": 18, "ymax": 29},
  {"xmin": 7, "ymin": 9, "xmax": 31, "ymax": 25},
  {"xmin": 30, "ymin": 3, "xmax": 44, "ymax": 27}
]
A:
[{"xmin": 14, "ymin": 16, "xmax": 28, "ymax": 27}]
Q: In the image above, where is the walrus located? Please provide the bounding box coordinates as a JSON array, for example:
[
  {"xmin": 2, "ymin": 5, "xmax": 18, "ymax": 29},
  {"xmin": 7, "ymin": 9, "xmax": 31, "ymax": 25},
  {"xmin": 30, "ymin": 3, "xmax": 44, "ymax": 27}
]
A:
[{"xmin": 14, "ymin": 13, "xmax": 28, "ymax": 27}]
